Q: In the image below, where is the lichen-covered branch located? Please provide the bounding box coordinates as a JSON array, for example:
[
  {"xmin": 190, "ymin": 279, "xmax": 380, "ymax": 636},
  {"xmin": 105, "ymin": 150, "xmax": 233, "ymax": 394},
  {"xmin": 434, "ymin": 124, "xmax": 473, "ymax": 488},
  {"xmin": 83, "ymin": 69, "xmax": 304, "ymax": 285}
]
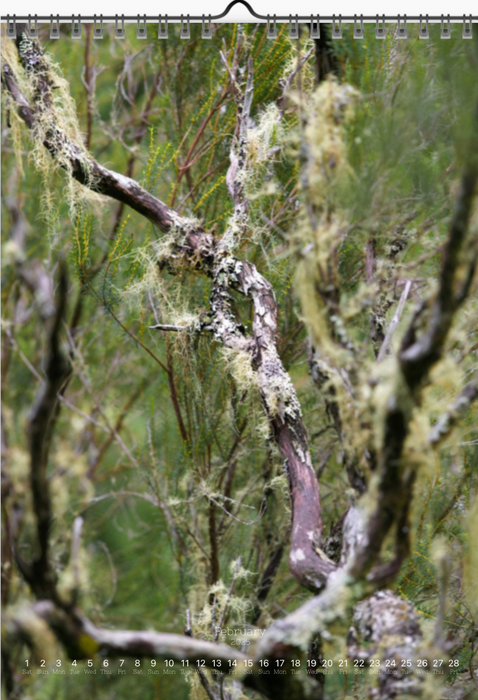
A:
[
  {"xmin": 250, "ymin": 76, "xmax": 478, "ymax": 699},
  {"xmin": 3, "ymin": 26, "xmax": 333, "ymax": 596},
  {"xmin": 348, "ymin": 103, "xmax": 478, "ymax": 582},
  {"xmin": 223, "ymin": 55, "xmax": 254, "ymax": 252},
  {"xmin": 428, "ymin": 381, "xmax": 478, "ymax": 446},
  {"xmin": 4, "ymin": 600, "xmax": 248, "ymax": 667},
  {"xmin": 400, "ymin": 169, "xmax": 478, "ymax": 390}
]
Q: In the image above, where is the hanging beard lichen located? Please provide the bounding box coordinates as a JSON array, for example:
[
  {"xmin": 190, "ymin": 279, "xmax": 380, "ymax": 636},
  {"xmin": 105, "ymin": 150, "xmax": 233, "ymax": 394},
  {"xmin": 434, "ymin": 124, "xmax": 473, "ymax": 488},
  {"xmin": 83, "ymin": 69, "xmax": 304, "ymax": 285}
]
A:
[{"xmin": 2, "ymin": 30, "xmax": 94, "ymax": 241}]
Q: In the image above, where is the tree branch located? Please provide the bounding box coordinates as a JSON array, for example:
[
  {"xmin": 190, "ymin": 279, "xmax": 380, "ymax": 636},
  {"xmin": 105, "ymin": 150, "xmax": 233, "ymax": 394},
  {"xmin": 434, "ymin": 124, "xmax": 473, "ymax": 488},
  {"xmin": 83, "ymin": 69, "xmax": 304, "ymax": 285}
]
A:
[
  {"xmin": 400, "ymin": 165, "xmax": 478, "ymax": 389},
  {"xmin": 6, "ymin": 600, "xmax": 248, "ymax": 668},
  {"xmin": 16, "ymin": 259, "xmax": 71, "ymax": 600},
  {"xmin": 3, "ymin": 26, "xmax": 334, "ymax": 595},
  {"xmin": 349, "ymin": 106, "xmax": 478, "ymax": 582},
  {"xmin": 376, "ymin": 278, "xmax": 412, "ymax": 363},
  {"xmin": 428, "ymin": 381, "xmax": 478, "ymax": 446}
]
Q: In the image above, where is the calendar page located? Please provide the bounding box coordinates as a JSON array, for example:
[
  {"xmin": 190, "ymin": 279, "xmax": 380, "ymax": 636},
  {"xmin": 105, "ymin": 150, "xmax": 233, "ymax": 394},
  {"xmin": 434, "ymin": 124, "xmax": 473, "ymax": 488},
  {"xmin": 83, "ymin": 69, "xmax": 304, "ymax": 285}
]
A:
[{"xmin": 1, "ymin": 15, "xmax": 477, "ymax": 700}]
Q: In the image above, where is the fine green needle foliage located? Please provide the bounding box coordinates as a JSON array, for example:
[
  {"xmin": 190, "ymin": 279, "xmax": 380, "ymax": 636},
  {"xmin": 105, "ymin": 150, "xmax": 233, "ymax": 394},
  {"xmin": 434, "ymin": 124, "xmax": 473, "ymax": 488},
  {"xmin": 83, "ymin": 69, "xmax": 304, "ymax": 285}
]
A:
[{"xmin": 1, "ymin": 20, "xmax": 477, "ymax": 700}]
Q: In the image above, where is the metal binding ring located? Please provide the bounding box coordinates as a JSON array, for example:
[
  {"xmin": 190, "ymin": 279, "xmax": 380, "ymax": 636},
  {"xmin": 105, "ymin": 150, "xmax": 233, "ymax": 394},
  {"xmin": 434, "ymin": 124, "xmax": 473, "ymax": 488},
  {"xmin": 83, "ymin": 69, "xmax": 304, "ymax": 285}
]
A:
[
  {"xmin": 93, "ymin": 15, "xmax": 103, "ymax": 38},
  {"xmin": 309, "ymin": 15, "xmax": 320, "ymax": 39},
  {"xmin": 267, "ymin": 15, "xmax": 277, "ymax": 39},
  {"xmin": 463, "ymin": 14, "xmax": 473, "ymax": 39},
  {"xmin": 376, "ymin": 15, "xmax": 385, "ymax": 39},
  {"xmin": 158, "ymin": 16, "xmax": 168, "ymax": 39},
  {"xmin": 332, "ymin": 15, "xmax": 342, "ymax": 39},
  {"xmin": 71, "ymin": 15, "xmax": 81, "ymax": 39},
  {"xmin": 397, "ymin": 15, "xmax": 407, "ymax": 39},
  {"xmin": 115, "ymin": 15, "xmax": 125, "ymax": 39},
  {"xmin": 202, "ymin": 15, "xmax": 212, "ymax": 38},
  {"xmin": 419, "ymin": 14, "xmax": 429, "ymax": 39},
  {"xmin": 137, "ymin": 15, "xmax": 147, "ymax": 39},
  {"xmin": 354, "ymin": 15, "xmax": 364, "ymax": 39},
  {"xmin": 50, "ymin": 15, "xmax": 60, "ymax": 39},
  {"xmin": 441, "ymin": 15, "xmax": 451, "ymax": 38},
  {"xmin": 27, "ymin": 15, "xmax": 38, "ymax": 38},
  {"xmin": 289, "ymin": 15, "xmax": 299, "ymax": 39},
  {"xmin": 6, "ymin": 15, "xmax": 16, "ymax": 37},
  {"xmin": 180, "ymin": 15, "xmax": 190, "ymax": 39}
]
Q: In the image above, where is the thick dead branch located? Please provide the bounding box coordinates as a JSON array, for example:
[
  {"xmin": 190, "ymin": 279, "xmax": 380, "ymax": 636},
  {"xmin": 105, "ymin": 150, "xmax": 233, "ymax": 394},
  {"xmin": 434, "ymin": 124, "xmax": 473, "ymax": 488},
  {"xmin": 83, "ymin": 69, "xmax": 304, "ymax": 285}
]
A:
[
  {"xmin": 5, "ymin": 600, "xmax": 248, "ymax": 667},
  {"xmin": 15, "ymin": 260, "xmax": 71, "ymax": 600},
  {"xmin": 349, "ymin": 590, "xmax": 425, "ymax": 700},
  {"xmin": 5, "ymin": 598, "xmax": 324, "ymax": 700}
]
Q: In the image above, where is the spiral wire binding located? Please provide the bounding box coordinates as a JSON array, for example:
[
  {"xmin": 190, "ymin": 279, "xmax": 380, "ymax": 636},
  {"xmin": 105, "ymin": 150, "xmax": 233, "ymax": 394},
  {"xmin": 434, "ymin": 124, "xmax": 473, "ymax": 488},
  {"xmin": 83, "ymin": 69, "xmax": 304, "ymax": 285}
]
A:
[
  {"xmin": 115, "ymin": 16, "xmax": 125, "ymax": 38},
  {"xmin": 441, "ymin": 15, "xmax": 451, "ymax": 38},
  {"xmin": 419, "ymin": 15, "xmax": 429, "ymax": 39},
  {"xmin": 396, "ymin": 15, "xmax": 407, "ymax": 38},
  {"xmin": 266, "ymin": 16, "xmax": 276, "ymax": 39},
  {"xmin": 202, "ymin": 15, "xmax": 212, "ymax": 38},
  {"xmin": 332, "ymin": 16, "xmax": 342, "ymax": 39},
  {"xmin": 137, "ymin": 15, "xmax": 147, "ymax": 38},
  {"xmin": 50, "ymin": 15, "xmax": 60, "ymax": 38},
  {"xmin": 310, "ymin": 18, "xmax": 320, "ymax": 39},
  {"xmin": 3, "ymin": 0, "xmax": 476, "ymax": 41},
  {"xmin": 94, "ymin": 16, "xmax": 103, "ymax": 38},
  {"xmin": 72, "ymin": 15, "xmax": 81, "ymax": 38},
  {"xmin": 354, "ymin": 16, "xmax": 364, "ymax": 38},
  {"xmin": 463, "ymin": 15, "xmax": 473, "ymax": 37},
  {"xmin": 376, "ymin": 16, "xmax": 386, "ymax": 38},
  {"xmin": 158, "ymin": 17, "xmax": 168, "ymax": 39},
  {"xmin": 288, "ymin": 16, "xmax": 298, "ymax": 39}
]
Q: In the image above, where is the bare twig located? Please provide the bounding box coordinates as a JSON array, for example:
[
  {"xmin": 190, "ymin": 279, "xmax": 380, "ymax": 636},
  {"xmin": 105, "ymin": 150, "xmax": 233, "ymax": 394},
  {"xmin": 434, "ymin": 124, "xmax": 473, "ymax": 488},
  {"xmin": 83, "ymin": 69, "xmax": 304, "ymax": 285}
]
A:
[
  {"xmin": 215, "ymin": 557, "xmax": 242, "ymax": 641},
  {"xmin": 70, "ymin": 516, "xmax": 84, "ymax": 594},
  {"xmin": 185, "ymin": 608, "xmax": 192, "ymax": 636},
  {"xmin": 376, "ymin": 278, "xmax": 412, "ymax": 363},
  {"xmin": 97, "ymin": 541, "xmax": 118, "ymax": 609},
  {"xmin": 279, "ymin": 46, "xmax": 314, "ymax": 118},
  {"xmin": 149, "ymin": 323, "xmax": 189, "ymax": 331}
]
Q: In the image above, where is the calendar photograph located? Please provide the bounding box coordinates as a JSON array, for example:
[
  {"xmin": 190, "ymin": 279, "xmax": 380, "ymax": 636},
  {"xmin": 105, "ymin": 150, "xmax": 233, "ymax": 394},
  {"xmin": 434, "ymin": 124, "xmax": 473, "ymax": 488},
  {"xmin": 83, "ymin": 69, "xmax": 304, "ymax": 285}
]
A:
[{"xmin": 1, "ymin": 17, "xmax": 478, "ymax": 700}]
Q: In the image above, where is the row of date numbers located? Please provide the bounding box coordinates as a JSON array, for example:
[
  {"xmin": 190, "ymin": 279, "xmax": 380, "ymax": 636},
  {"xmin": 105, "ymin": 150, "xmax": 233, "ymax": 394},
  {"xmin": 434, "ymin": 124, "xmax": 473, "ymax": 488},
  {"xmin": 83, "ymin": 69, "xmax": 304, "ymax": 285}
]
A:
[{"xmin": 25, "ymin": 658, "xmax": 461, "ymax": 669}]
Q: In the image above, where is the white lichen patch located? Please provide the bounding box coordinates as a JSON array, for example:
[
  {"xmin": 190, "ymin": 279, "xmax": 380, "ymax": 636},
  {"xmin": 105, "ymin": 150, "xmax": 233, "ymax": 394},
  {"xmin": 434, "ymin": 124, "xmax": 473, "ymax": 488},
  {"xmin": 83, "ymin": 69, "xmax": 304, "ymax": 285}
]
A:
[
  {"xmin": 258, "ymin": 351, "xmax": 302, "ymax": 421},
  {"xmin": 290, "ymin": 548, "xmax": 306, "ymax": 563}
]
